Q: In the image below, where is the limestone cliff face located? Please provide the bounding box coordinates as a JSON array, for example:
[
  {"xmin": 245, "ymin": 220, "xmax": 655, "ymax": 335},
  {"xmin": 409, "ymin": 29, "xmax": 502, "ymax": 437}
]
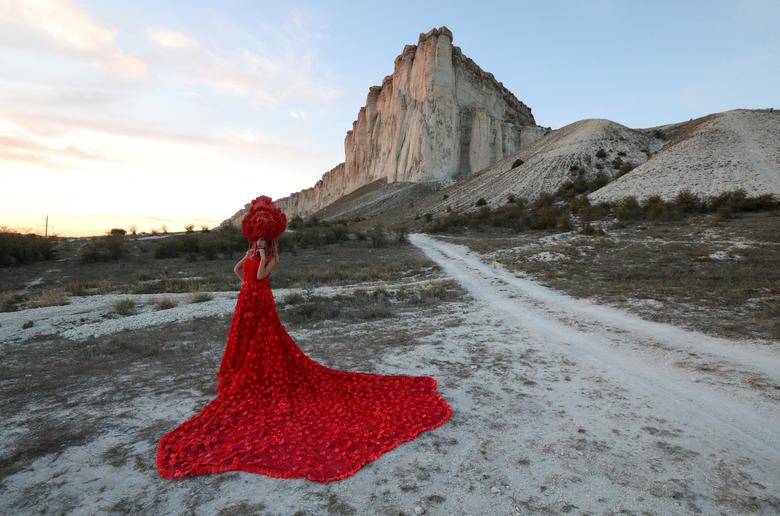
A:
[{"xmin": 223, "ymin": 26, "xmax": 547, "ymax": 225}]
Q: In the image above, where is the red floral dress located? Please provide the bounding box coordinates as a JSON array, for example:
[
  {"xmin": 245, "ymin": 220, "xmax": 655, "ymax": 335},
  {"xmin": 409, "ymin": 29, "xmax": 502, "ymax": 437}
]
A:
[{"xmin": 156, "ymin": 254, "xmax": 452, "ymax": 482}]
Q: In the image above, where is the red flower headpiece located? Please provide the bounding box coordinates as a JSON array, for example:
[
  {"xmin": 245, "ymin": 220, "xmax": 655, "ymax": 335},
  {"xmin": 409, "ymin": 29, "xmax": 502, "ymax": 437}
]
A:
[{"xmin": 241, "ymin": 195, "xmax": 287, "ymax": 241}]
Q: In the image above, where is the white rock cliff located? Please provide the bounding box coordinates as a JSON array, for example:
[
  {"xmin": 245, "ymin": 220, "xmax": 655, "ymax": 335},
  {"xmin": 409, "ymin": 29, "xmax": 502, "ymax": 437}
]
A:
[{"xmin": 223, "ymin": 26, "xmax": 548, "ymax": 225}]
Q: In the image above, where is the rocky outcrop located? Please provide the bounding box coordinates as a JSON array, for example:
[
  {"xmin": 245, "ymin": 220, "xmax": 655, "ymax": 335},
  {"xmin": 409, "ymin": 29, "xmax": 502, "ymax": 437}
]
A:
[
  {"xmin": 221, "ymin": 26, "xmax": 547, "ymax": 226},
  {"xmin": 589, "ymin": 109, "xmax": 780, "ymax": 203},
  {"xmin": 404, "ymin": 118, "xmax": 660, "ymax": 217}
]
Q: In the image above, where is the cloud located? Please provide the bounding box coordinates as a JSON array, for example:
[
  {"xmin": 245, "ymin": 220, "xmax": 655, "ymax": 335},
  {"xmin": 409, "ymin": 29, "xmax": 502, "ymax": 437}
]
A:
[
  {"xmin": 0, "ymin": 112, "xmax": 332, "ymax": 173},
  {"xmin": 0, "ymin": 134, "xmax": 116, "ymax": 170},
  {"xmin": 0, "ymin": 0, "xmax": 148, "ymax": 79},
  {"xmin": 288, "ymin": 109, "xmax": 307, "ymax": 120},
  {"xmin": 145, "ymin": 28, "xmax": 196, "ymax": 49},
  {"xmin": 151, "ymin": 9, "xmax": 342, "ymax": 111}
]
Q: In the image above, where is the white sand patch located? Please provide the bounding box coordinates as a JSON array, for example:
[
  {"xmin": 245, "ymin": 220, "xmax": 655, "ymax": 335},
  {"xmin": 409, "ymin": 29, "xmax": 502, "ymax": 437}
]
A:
[
  {"xmin": 527, "ymin": 251, "xmax": 567, "ymax": 262},
  {"xmin": 708, "ymin": 250, "xmax": 743, "ymax": 261}
]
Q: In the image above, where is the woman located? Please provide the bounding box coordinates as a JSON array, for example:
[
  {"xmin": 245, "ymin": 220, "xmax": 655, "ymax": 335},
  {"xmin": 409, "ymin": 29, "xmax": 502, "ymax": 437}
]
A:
[{"xmin": 157, "ymin": 195, "xmax": 451, "ymax": 483}]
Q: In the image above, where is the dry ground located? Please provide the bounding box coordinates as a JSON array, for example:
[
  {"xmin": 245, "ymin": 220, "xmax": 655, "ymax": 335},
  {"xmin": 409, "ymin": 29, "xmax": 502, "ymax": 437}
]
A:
[{"xmin": 1, "ymin": 219, "xmax": 779, "ymax": 515}]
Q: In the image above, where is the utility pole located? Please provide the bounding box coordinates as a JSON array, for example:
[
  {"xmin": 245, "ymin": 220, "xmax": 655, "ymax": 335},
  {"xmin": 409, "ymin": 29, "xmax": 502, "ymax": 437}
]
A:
[{"xmin": 45, "ymin": 215, "xmax": 48, "ymax": 238}]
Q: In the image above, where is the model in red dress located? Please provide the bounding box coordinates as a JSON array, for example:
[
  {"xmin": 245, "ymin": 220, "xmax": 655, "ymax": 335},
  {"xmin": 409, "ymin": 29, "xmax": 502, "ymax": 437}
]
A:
[{"xmin": 156, "ymin": 196, "xmax": 452, "ymax": 482}]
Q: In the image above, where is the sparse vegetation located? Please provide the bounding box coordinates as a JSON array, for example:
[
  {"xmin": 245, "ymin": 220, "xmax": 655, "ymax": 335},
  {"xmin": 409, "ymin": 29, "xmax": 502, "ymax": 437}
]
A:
[
  {"xmin": 80, "ymin": 234, "xmax": 126, "ymax": 263},
  {"xmin": 188, "ymin": 292, "xmax": 213, "ymax": 303},
  {"xmin": 113, "ymin": 299, "xmax": 137, "ymax": 315},
  {"xmin": 154, "ymin": 297, "xmax": 178, "ymax": 310},
  {"xmin": 153, "ymin": 225, "xmax": 245, "ymax": 260},
  {"xmin": 26, "ymin": 289, "xmax": 69, "ymax": 309},
  {"xmin": 369, "ymin": 224, "xmax": 387, "ymax": 248},
  {"xmin": 1, "ymin": 290, "xmax": 20, "ymax": 312},
  {"xmin": 0, "ymin": 228, "xmax": 56, "ymax": 267},
  {"xmin": 596, "ymin": 148, "xmax": 607, "ymax": 159}
]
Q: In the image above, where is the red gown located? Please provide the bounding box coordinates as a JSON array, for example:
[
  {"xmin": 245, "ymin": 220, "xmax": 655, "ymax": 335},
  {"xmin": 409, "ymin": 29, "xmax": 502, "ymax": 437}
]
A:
[{"xmin": 156, "ymin": 254, "xmax": 452, "ymax": 482}]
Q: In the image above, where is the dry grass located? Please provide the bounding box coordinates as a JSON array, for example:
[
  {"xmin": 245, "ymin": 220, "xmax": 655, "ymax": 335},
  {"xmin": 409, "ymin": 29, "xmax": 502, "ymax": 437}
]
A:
[
  {"xmin": 1, "ymin": 290, "xmax": 19, "ymax": 312},
  {"xmin": 25, "ymin": 289, "xmax": 69, "ymax": 309},
  {"xmin": 188, "ymin": 292, "xmax": 213, "ymax": 303},
  {"xmin": 441, "ymin": 211, "xmax": 780, "ymax": 340},
  {"xmin": 153, "ymin": 297, "xmax": 178, "ymax": 310},
  {"xmin": 113, "ymin": 299, "xmax": 137, "ymax": 315}
]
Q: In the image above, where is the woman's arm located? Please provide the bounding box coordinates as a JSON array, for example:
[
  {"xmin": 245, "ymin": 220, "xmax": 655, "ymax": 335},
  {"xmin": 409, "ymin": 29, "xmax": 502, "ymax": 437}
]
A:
[
  {"xmin": 256, "ymin": 251, "xmax": 279, "ymax": 279},
  {"xmin": 234, "ymin": 251, "xmax": 250, "ymax": 280}
]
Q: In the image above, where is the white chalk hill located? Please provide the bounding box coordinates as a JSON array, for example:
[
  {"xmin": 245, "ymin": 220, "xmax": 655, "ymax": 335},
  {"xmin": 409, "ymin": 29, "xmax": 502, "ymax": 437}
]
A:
[{"xmin": 588, "ymin": 108, "xmax": 780, "ymax": 203}]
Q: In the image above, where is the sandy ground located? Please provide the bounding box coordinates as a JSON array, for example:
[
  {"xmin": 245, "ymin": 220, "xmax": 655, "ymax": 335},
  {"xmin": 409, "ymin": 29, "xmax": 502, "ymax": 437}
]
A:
[{"xmin": 1, "ymin": 233, "xmax": 779, "ymax": 515}]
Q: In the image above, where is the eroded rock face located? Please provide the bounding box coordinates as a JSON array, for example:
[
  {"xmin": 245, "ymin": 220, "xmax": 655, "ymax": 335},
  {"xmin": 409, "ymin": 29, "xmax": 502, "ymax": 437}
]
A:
[{"xmin": 222, "ymin": 26, "xmax": 547, "ymax": 225}]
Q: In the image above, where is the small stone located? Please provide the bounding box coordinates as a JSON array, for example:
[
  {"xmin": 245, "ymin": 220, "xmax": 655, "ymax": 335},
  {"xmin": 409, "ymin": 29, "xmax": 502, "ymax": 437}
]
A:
[
  {"xmin": 414, "ymin": 506, "xmax": 425, "ymax": 514},
  {"xmin": 491, "ymin": 486, "xmax": 500, "ymax": 494}
]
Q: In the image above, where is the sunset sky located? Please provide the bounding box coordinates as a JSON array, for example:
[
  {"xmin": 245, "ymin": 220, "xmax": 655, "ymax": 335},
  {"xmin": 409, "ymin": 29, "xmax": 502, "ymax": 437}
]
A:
[{"xmin": 1, "ymin": 0, "xmax": 778, "ymax": 237}]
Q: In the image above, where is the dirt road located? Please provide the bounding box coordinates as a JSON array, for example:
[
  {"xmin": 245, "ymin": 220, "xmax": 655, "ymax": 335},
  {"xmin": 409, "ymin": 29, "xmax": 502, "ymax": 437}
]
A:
[{"xmin": 408, "ymin": 232, "xmax": 780, "ymax": 514}]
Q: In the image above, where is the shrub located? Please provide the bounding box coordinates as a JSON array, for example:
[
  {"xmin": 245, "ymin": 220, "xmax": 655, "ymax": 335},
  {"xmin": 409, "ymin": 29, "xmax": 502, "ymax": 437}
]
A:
[
  {"xmin": 80, "ymin": 234, "xmax": 126, "ymax": 263},
  {"xmin": 184, "ymin": 224, "xmax": 195, "ymax": 233},
  {"xmin": 1, "ymin": 290, "xmax": 19, "ymax": 312},
  {"xmin": 512, "ymin": 158, "xmax": 525, "ymax": 167},
  {"xmin": 26, "ymin": 289, "xmax": 69, "ymax": 308},
  {"xmin": 475, "ymin": 198, "xmax": 487, "ymax": 206},
  {"xmin": 369, "ymin": 224, "xmax": 387, "ymax": 248},
  {"xmin": 109, "ymin": 228, "xmax": 126, "ymax": 237},
  {"xmin": 396, "ymin": 225, "xmax": 409, "ymax": 243},
  {"xmin": 641, "ymin": 195, "xmax": 682, "ymax": 221},
  {"xmin": 596, "ymin": 148, "xmax": 607, "ymax": 159},
  {"xmin": 114, "ymin": 299, "xmax": 137, "ymax": 315},
  {"xmin": 614, "ymin": 196, "xmax": 643, "ymax": 221},
  {"xmin": 154, "ymin": 297, "xmax": 178, "ymax": 310},
  {"xmin": 0, "ymin": 229, "xmax": 56, "ymax": 267},
  {"xmin": 153, "ymin": 225, "xmax": 245, "ymax": 259},
  {"xmin": 188, "ymin": 292, "xmax": 212, "ymax": 303},
  {"xmin": 617, "ymin": 161, "xmax": 635, "ymax": 177},
  {"xmin": 674, "ymin": 189, "xmax": 703, "ymax": 213},
  {"xmin": 289, "ymin": 215, "xmax": 305, "ymax": 230},
  {"xmin": 283, "ymin": 292, "xmax": 306, "ymax": 304},
  {"xmin": 580, "ymin": 223, "xmax": 606, "ymax": 236}
]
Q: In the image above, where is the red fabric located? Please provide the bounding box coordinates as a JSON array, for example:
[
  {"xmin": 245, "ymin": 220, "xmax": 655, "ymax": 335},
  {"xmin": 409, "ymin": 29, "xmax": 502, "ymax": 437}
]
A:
[{"xmin": 156, "ymin": 255, "xmax": 452, "ymax": 482}]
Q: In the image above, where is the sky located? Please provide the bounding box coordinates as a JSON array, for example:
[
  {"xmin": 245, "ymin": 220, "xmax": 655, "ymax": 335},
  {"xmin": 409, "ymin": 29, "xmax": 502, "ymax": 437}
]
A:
[{"xmin": 1, "ymin": 0, "xmax": 778, "ymax": 237}]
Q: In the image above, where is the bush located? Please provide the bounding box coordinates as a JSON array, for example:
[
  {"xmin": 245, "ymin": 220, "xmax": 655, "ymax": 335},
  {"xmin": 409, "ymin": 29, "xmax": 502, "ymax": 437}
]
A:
[
  {"xmin": 596, "ymin": 148, "xmax": 607, "ymax": 159},
  {"xmin": 80, "ymin": 234, "xmax": 126, "ymax": 263},
  {"xmin": 184, "ymin": 224, "xmax": 195, "ymax": 233},
  {"xmin": 153, "ymin": 225, "xmax": 245, "ymax": 259},
  {"xmin": 396, "ymin": 225, "xmax": 409, "ymax": 244},
  {"xmin": 114, "ymin": 299, "xmax": 137, "ymax": 315},
  {"xmin": 369, "ymin": 224, "xmax": 387, "ymax": 248},
  {"xmin": 475, "ymin": 198, "xmax": 487, "ymax": 206},
  {"xmin": 0, "ymin": 229, "xmax": 56, "ymax": 267},
  {"xmin": 512, "ymin": 158, "xmax": 525, "ymax": 167},
  {"xmin": 189, "ymin": 292, "xmax": 213, "ymax": 303},
  {"xmin": 26, "ymin": 289, "xmax": 69, "ymax": 308},
  {"xmin": 674, "ymin": 189, "xmax": 703, "ymax": 213},
  {"xmin": 641, "ymin": 195, "xmax": 683, "ymax": 221},
  {"xmin": 614, "ymin": 196, "xmax": 643, "ymax": 221},
  {"xmin": 154, "ymin": 297, "xmax": 178, "ymax": 310},
  {"xmin": 617, "ymin": 161, "xmax": 635, "ymax": 178}
]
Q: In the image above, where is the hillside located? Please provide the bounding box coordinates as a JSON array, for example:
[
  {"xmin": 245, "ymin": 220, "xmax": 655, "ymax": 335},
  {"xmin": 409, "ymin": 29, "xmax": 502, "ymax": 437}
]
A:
[{"xmin": 589, "ymin": 109, "xmax": 780, "ymax": 203}]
